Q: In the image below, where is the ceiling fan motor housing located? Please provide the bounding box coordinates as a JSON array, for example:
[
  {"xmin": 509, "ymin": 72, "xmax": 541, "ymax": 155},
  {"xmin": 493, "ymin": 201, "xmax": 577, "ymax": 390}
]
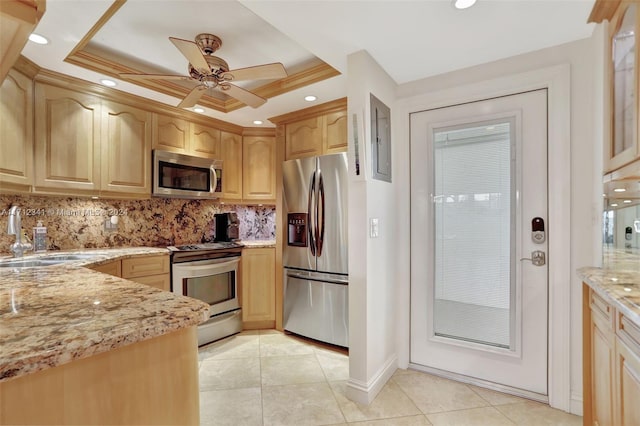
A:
[{"xmin": 195, "ymin": 33, "xmax": 222, "ymax": 55}]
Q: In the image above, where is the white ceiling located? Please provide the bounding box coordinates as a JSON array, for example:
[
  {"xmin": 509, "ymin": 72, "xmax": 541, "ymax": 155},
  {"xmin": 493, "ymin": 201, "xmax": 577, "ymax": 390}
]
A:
[{"xmin": 21, "ymin": 0, "xmax": 596, "ymax": 128}]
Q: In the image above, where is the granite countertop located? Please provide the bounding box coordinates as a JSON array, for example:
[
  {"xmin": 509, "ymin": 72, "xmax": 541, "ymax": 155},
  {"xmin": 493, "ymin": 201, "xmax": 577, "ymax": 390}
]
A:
[
  {"xmin": 578, "ymin": 247, "xmax": 640, "ymax": 327},
  {"xmin": 240, "ymin": 239, "xmax": 276, "ymax": 248},
  {"xmin": 0, "ymin": 247, "xmax": 209, "ymax": 383}
]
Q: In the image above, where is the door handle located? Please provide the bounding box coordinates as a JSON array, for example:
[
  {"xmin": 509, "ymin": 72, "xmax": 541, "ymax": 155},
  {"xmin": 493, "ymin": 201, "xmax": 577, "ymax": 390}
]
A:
[
  {"xmin": 317, "ymin": 171, "xmax": 325, "ymax": 257},
  {"xmin": 308, "ymin": 171, "xmax": 317, "ymax": 256},
  {"xmin": 520, "ymin": 250, "xmax": 545, "ymax": 266}
]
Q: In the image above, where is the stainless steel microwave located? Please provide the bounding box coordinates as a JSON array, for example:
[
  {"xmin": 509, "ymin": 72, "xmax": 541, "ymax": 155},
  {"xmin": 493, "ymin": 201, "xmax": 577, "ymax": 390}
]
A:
[{"xmin": 152, "ymin": 150, "xmax": 223, "ymax": 199}]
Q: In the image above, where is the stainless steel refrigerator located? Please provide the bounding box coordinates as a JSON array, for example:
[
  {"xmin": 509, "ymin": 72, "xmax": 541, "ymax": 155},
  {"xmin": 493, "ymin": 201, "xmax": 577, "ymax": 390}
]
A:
[{"xmin": 282, "ymin": 153, "xmax": 348, "ymax": 347}]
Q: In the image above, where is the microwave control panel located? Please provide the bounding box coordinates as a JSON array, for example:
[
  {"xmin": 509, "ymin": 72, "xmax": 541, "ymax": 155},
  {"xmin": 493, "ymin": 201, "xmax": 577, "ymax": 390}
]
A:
[{"xmin": 287, "ymin": 213, "xmax": 308, "ymax": 247}]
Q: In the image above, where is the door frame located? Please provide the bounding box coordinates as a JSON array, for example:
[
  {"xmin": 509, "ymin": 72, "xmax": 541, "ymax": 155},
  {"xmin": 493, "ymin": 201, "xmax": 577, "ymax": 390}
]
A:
[{"xmin": 397, "ymin": 64, "xmax": 571, "ymax": 412}]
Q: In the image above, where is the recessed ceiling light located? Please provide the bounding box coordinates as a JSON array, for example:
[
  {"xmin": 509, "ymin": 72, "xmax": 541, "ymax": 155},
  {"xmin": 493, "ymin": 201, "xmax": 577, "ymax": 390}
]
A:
[
  {"xmin": 253, "ymin": 120, "xmax": 263, "ymax": 125},
  {"xmin": 193, "ymin": 107, "xmax": 205, "ymax": 113},
  {"xmin": 624, "ymin": 199, "xmax": 632, "ymax": 203},
  {"xmin": 614, "ymin": 188, "xmax": 626, "ymax": 192},
  {"xmin": 304, "ymin": 95, "xmax": 317, "ymax": 102},
  {"xmin": 100, "ymin": 79, "xmax": 116, "ymax": 87},
  {"xmin": 454, "ymin": 0, "xmax": 477, "ymax": 9},
  {"xmin": 611, "ymin": 203, "xmax": 619, "ymax": 207},
  {"xmin": 28, "ymin": 33, "xmax": 49, "ymax": 45}
]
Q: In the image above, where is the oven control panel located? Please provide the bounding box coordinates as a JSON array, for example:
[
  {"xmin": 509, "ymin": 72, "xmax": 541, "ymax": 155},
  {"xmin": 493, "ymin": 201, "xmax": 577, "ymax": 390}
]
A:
[{"xmin": 288, "ymin": 213, "xmax": 308, "ymax": 247}]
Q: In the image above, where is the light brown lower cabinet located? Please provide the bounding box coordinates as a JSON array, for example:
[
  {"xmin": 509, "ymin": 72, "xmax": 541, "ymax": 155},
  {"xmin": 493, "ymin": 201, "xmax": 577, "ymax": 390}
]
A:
[
  {"xmin": 241, "ymin": 247, "xmax": 275, "ymax": 329},
  {"xmin": 584, "ymin": 284, "xmax": 640, "ymax": 426},
  {"xmin": 90, "ymin": 254, "xmax": 170, "ymax": 292},
  {"xmin": 0, "ymin": 326, "xmax": 199, "ymax": 425}
]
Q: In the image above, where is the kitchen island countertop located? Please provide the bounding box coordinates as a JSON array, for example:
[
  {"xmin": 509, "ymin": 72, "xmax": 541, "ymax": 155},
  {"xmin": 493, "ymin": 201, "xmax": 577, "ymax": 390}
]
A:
[
  {"xmin": 578, "ymin": 248, "xmax": 640, "ymax": 328},
  {"xmin": 0, "ymin": 247, "xmax": 209, "ymax": 383}
]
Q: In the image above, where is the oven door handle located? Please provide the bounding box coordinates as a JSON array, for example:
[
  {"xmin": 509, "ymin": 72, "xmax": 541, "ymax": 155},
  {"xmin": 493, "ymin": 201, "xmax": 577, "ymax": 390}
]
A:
[{"xmin": 173, "ymin": 258, "xmax": 239, "ymax": 274}]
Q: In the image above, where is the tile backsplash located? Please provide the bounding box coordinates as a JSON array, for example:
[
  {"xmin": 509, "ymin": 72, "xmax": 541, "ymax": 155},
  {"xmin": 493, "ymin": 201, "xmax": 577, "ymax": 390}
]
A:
[{"xmin": 0, "ymin": 195, "xmax": 275, "ymax": 254}]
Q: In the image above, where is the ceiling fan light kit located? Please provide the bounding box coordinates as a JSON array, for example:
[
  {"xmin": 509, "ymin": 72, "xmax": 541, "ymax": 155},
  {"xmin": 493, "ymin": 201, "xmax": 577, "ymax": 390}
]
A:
[{"xmin": 119, "ymin": 33, "xmax": 287, "ymax": 110}]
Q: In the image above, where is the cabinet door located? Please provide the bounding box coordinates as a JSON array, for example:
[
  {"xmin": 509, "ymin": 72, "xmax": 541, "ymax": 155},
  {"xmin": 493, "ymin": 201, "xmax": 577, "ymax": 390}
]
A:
[
  {"xmin": 592, "ymin": 313, "xmax": 616, "ymax": 426},
  {"xmin": 0, "ymin": 69, "xmax": 32, "ymax": 191},
  {"xmin": 241, "ymin": 248, "xmax": 275, "ymax": 326},
  {"xmin": 285, "ymin": 116, "xmax": 322, "ymax": 160},
  {"xmin": 101, "ymin": 101, "xmax": 151, "ymax": 196},
  {"xmin": 616, "ymin": 337, "xmax": 640, "ymax": 426},
  {"xmin": 616, "ymin": 313, "xmax": 640, "ymax": 426},
  {"xmin": 129, "ymin": 274, "xmax": 171, "ymax": 292},
  {"xmin": 323, "ymin": 110, "xmax": 348, "ymax": 154},
  {"xmin": 121, "ymin": 255, "xmax": 170, "ymax": 279},
  {"xmin": 243, "ymin": 135, "xmax": 276, "ymax": 201},
  {"xmin": 190, "ymin": 123, "xmax": 221, "ymax": 158},
  {"xmin": 152, "ymin": 113, "xmax": 189, "ymax": 153},
  {"xmin": 34, "ymin": 83, "xmax": 101, "ymax": 193},
  {"xmin": 605, "ymin": 2, "xmax": 639, "ymax": 173},
  {"xmin": 221, "ymin": 131, "xmax": 242, "ymax": 200}
]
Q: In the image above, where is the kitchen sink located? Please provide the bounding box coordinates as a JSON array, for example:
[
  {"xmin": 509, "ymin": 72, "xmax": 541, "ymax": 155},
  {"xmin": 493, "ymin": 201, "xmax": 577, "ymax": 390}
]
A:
[
  {"xmin": 41, "ymin": 254, "xmax": 97, "ymax": 261},
  {"xmin": 0, "ymin": 254, "xmax": 98, "ymax": 268},
  {"xmin": 0, "ymin": 259, "xmax": 65, "ymax": 268}
]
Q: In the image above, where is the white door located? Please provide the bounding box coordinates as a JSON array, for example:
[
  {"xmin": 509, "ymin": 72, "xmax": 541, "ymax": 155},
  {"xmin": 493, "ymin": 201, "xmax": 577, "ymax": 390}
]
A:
[{"xmin": 410, "ymin": 90, "xmax": 548, "ymax": 397}]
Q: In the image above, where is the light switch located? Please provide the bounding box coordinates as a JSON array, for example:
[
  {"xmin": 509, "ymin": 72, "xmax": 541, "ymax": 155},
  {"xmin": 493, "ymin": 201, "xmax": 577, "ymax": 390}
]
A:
[{"xmin": 370, "ymin": 218, "xmax": 379, "ymax": 238}]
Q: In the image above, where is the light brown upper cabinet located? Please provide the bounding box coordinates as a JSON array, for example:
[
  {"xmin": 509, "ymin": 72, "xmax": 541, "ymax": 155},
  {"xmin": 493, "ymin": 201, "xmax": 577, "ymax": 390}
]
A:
[
  {"xmin": 34, "ymin": 83, "xmax": 101, "ymax": 194},
  {"xmin": 605, "ymin": 1, "xmax": 639, "ymax": 173},
  {"xmin": 190, "ymin": 122, "xmax": 221, "ymax": 159},
  {"xmin": 152, "ymin": 113, "xmax": 190, "ymax": 153},
  {"xmin": 0, "ymin": 68, "xmax": 33, "ymax": 192},
  {"xmin": 323, "ymin": 110, "xmax": 348, "ymax": 154},
  {"xmin": 243, "ymin": 135, "xmax": 276, "ymax": 201},
  {"xmin": 0, "ymin": 0, "xmax": 45, "ymax": 85},
  {"xmin": 101, "ymin": 101, "xmax": 152, "ymax": 196},
  {"xmin": 270, "ymin": 98, "xmax": 347, "ymax": 161},
  {"xmin": 221, "ymin": 131, "xmax": 243, "ymax": 200},
  {"xmin": 285, "ymin": 116, "xmax": 323, "ymax": 159}
]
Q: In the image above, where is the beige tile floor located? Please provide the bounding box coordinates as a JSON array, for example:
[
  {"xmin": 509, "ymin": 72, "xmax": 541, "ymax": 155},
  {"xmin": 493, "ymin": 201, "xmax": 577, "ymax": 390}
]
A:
[{"xmin": 198, "ymin": 330, "xmax": 582, "ymax": 426}]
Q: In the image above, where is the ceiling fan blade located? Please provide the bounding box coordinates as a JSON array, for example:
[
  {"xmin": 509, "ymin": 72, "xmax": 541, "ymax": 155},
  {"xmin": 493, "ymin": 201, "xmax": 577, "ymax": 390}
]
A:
[
  {"xmin": 218, "ymin": 84, "xmax": 266, "ymax": 108},
  {"xmin": 177, "ymin": 85, "xmax": 208, "ymax": 109},
  {"xmin": 169, "ymin": 37, "xmax": 210, "ymax": 74},
  {"xmin": 221, "ymin": 63, "xmax": 287, "ymax": 82},
  {"xmin": 119, "ymin": 73, "xmax": 191, "ymax": 81}
]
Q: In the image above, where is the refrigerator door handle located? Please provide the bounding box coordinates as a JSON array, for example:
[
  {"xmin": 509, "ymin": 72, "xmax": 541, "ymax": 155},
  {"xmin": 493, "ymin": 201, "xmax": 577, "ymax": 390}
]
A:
[
  {"xmin": 307, "ymin": 170, "xmax": 317, "ymax": 256},
  {"xmin": 317, "ymin": 171, "xmax": 325, "ymax": 257}
]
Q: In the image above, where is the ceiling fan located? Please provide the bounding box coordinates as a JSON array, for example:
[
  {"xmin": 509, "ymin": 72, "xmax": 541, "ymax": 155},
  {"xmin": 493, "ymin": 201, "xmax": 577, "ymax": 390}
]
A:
[{"xmin": 120, "ymin": 33, "xmax": 288, "ymax": 109}]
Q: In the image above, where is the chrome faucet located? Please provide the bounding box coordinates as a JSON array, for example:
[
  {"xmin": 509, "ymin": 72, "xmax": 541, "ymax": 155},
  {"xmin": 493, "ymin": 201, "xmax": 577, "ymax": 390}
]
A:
[{"xmin": 7, "ymin": 206, "xmax": 32, "ymax": 257}]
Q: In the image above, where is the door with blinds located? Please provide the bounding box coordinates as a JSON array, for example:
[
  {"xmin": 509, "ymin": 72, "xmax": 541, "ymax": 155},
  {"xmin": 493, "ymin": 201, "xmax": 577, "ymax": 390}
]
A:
[{"xmin": 409, "ymin": 90, "xmax": 548, "ymax": 398}]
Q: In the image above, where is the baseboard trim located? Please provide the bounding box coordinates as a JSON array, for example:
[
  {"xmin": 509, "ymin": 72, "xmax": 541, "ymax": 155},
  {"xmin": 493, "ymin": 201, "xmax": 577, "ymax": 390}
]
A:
[
  {"xmin": 346, "ymin": 355, "xmax": 398, "ymax": 405},
  {"xmin": 570, "ymin": 392, "xmax": 583, "ymax": 416}
]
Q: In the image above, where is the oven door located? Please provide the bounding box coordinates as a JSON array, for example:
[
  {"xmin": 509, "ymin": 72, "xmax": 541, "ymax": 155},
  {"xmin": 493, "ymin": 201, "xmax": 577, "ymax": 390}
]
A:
[{"xmin": 172, "ymin": 256, "xmax": 240, "ymax": 317}]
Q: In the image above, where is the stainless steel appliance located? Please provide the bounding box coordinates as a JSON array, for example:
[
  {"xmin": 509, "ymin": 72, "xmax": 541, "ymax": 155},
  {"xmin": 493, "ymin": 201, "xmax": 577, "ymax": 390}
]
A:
[
  {"xmin": 153, "ymin": 149, "xmax": 222, "ymax": 199},
  {"xmin": 170, "ymin": 242, "xmax": 243, "ymax": 346},
  {"xmin": 214, "ymin": 212, "xmax": 239, "ymax": 242},
  {"xmin": 282, "ymin": 153, "xmax": 348, "ymax": 347}
]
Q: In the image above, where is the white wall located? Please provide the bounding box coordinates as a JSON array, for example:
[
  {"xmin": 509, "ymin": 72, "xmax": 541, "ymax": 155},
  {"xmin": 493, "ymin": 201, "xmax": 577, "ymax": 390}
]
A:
[
  {"xmin": 346, "ymin": 50, "xmax": 401, "ymax": 404},
  {"xmin": 394, "ymin": 36, "xmax": 601, "ymax": 414}
]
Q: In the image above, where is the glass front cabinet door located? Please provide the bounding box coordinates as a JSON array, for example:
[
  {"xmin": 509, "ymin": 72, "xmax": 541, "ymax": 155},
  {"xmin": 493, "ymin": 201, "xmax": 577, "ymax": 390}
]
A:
[{"xmin": 606, "ymin": 1, "xmax": 639, "ymax": 173}]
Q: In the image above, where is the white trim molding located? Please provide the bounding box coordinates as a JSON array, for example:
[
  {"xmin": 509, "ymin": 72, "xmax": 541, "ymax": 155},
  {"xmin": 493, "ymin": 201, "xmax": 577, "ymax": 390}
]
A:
[
  {"xmin": 346, "ymin": 355, "xmax": 398, "ymax": 405},
  {"xmin": 398, "ymin": 63, "xmax": 572, "ymax": 412}
]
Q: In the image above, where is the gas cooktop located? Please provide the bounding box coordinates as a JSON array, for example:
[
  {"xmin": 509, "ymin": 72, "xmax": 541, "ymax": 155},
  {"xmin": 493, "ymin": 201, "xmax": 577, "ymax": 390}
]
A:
[{"xmin": 169, "ymin": 241, "xmax": 244, "ymax": 251}]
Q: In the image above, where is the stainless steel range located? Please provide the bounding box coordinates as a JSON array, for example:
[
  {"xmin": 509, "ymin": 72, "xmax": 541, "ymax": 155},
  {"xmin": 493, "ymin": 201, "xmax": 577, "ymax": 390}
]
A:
[{"xmin": 169, "ymin": 242, "xmax": 243, "ymax": 346}]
